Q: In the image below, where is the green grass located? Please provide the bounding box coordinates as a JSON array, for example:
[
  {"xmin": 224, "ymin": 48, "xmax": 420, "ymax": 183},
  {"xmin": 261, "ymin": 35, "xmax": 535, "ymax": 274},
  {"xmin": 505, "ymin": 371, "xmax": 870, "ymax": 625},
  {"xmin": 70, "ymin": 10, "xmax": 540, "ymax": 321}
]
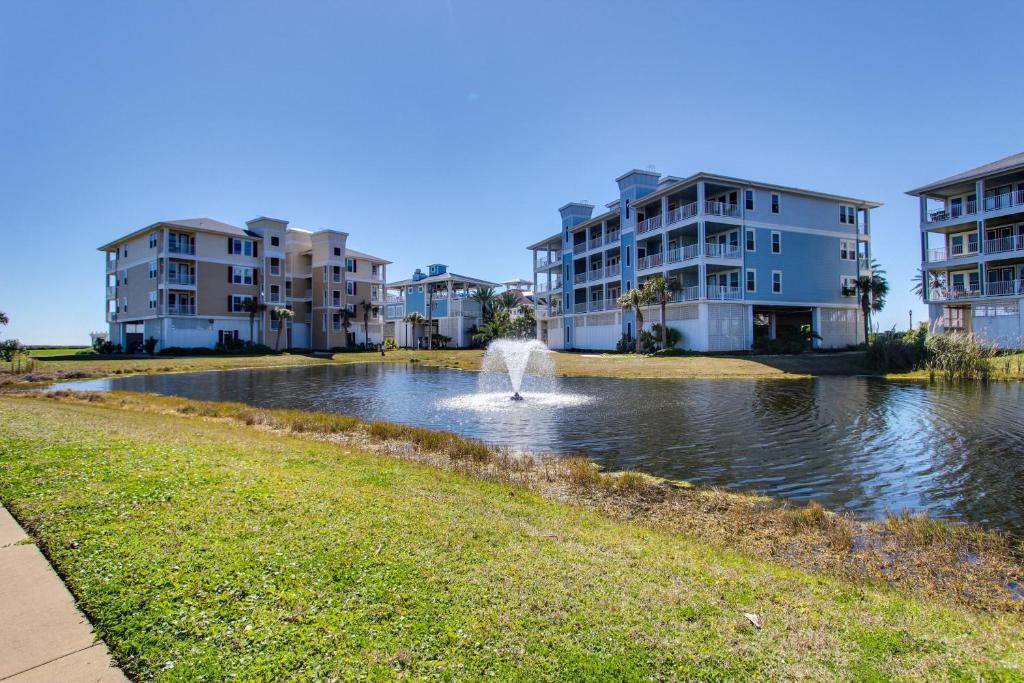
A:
[{"xmin": 1, "ymin": 397, "xmax": 1022, "ymax": 680}]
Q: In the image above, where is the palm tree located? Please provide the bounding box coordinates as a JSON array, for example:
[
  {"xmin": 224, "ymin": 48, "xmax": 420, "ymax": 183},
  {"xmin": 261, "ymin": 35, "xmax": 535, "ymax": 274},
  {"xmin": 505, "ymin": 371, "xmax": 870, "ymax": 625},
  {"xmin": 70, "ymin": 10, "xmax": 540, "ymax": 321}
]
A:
[
  {"xmin": 241, "ymin": 299, "xmax": 266, "ymax": 347},
  {"xmin": 643, "ymin": 275, "xmax": 679, "ymax": 350},
  {"xmin": 617, "ymin": 286, "xmax": 653, "ymax": 351},
  {"xmin": 470, "ymin": 286, "xmax": 497, "ymax": 323},
  {"xmin": 339, "ymin": 307, "xmax": 354, "ymax": 348},
  {"xmin": 270, "ymin": 307, "xmax": 294, "ymax": 351},
  {"xmin": 496, "ymin": 291, "xmax": 519, "ymax": 312},
  {"xmin": 910, "ymin": 268, "xmax": 945, "ymax": 303},
  {"xmin": 403, "ymin": 311, "xmax": 426, "ymax": 348},
  {"xmin": 359, "ymin": 300, "xmax": 377, "ymax": 348},
  {"xmin": 0, "ymin": 311, "xmax": 8, "ymax": 328},
  {"xmin": 853, "ymin": 260, "xmax": 889, "ymax": 344}
]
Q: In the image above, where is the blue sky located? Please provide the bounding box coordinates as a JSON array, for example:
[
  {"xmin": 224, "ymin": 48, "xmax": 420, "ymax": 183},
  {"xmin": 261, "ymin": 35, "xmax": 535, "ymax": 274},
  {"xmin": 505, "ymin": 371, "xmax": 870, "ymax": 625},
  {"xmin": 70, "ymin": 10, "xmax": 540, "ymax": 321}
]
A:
[{"xmin": 2, "ymin": 0, "xmax": 1022, "ymax": 344}]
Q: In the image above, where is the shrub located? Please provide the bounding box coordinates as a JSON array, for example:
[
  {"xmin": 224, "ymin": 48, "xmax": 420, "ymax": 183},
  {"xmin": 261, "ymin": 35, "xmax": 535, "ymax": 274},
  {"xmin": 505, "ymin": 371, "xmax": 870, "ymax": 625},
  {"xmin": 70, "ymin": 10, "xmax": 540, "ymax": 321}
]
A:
[
  {"xmin": 925, "ymin": 332, "xmax": 993, "ymax": 382},
  {"xmin": 144, "ymin": 337, "xmax": 158, "ymax": 356},
  {"xmin": 649, "ymin": 323, "xmax": 681, "ymax": 351},
  {"xmin": 638, "ymin": 329, "xmax": 658, "ymax": 354},
  {"xmin": 615, "ymin": 334, "xmax": 635, "ymax": 354},
  {"xmin": 92, "ymin": 338, "xmax": 117, "ymax": 354},
  {"xmin": 383, "ymin": 338, "xmax": 399, "ymax": 351},
  {"xmin": 865, "ymin": 325, "xmax": 927, "ymax": 372}
]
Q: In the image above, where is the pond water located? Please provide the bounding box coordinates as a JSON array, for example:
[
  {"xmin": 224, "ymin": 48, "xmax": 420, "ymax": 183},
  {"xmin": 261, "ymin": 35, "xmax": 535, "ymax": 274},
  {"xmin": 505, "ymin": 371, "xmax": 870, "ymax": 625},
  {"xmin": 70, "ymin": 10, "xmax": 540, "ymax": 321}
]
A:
[{"xmin": 58, "ymin": 363, "xmax": 1024, "ymax": 535}]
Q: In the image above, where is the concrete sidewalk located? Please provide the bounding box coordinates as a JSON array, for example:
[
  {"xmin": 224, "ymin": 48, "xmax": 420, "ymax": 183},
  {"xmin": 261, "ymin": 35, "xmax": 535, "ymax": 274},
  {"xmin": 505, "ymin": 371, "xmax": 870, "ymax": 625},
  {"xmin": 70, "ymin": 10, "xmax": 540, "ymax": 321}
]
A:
[{"xmin": 0, "ymin": 505, "xmax": 126, "ymax": 683}]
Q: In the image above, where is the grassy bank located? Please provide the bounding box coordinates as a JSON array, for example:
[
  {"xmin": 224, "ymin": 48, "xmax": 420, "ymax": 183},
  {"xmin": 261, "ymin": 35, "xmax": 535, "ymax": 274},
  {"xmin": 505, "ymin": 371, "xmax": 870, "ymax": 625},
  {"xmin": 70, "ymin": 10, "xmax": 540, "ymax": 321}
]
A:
[{"xmin": 1, "ymin": 395, "xmax": 1022, "ymax": 679}]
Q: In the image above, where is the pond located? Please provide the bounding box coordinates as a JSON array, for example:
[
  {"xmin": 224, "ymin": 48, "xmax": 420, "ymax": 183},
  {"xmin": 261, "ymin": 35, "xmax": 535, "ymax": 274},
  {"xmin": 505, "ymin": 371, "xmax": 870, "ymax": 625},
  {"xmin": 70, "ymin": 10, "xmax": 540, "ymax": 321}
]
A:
[{"xmin": 58, "ymin": 363, "xmax": 1024, "ymax": 535}]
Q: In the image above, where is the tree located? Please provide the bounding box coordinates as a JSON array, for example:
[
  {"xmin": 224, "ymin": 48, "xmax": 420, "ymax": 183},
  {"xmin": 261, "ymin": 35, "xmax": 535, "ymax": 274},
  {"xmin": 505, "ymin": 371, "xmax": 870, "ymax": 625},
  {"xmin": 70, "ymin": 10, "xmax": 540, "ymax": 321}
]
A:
[
  {"xmin": 241, "ymin": 298, "xmax": 266, "ymax": 347},
  {"xmin": 853, "ymin": 260, "xmax": 889, "ymax": 344},
  {"xmin": 403, "ymin": 311, "xmax": 426, "ymax": 348},
  {"xmin": 426, "ymin": 286, "xmax": 435, "ymax": 350},
  {"xmin": 496, "ymin": 291, "xmax": 519, "ymax": 312},
  {"xmin": 359, "ymin": 300, "xmax": 377, "ymax": 348},
  {"xmin": 911, "ymin": 268, "xmax": 945, "ymax": 303},
  {"xmin": 338, "ymin": 307, "xmax": 354, "ymax": 348},
  {"xmin": 271, "ymin": 306, "xmax": 294, "ymax": 351},
  {"xmin": 642, "ymin": 275, "xmax": 680, "ymax": 350},
  {"xmin": 471, "ymin": 286, "xmax": 497, "ymax": 323},
  {"xmin": 511, "ymin": 305, "xmax": 536, "ymax": 338},
  {"xmin": 471, "ymin": 308, "xmax": 513, "ymax": 346},
  {"xmin": 0, "ymin": 311, "xmax": 8, "ymax": 328},
  {"xmin": 617, "ymin": 286, "xmax": 654, "ymax": 352}
]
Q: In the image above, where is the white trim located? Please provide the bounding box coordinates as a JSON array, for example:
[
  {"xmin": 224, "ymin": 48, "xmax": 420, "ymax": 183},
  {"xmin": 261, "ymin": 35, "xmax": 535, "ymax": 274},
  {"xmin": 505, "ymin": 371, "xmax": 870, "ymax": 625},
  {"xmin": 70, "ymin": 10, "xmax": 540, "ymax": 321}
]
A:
[
  {"xmin": 745, "ymin": 227, "xmax": 756, "ymax": 252},
  {"xmin": 771, "ymin": 230, "xmax": 782, "ymax": 254},
  {"xmin": 771, "ymin": 193, "xmax": 781, "ymax": 214},
  {"xmin": 744, "ymin": 189, "xmax": 755, "ymax": 213},
  {"xmin": 771, "ymin": 270, "xmax": 782, "ymax": 294},
  {"xmin": 745, "ymin": 268, "xmax": 757, "ymax": 293},
  {"xmin": 839, "ymin": 239, "xmax": 857, "ymax": 261}
]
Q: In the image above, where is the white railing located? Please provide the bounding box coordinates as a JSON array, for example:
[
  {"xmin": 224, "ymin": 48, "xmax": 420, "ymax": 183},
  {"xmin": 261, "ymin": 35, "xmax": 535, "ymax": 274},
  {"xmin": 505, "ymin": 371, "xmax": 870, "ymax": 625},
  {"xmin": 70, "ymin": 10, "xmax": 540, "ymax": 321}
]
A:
[
  {"xmin": 986, "ymin": 280, "xmax": 1022, "ymax": 297},
  {"xmin": 605, "ymin": 230, "xmax": 620, "ymax": 245},
  {"xmin": 106, "ymin": 259, "xmax": 118, "ymax": 273},
  {"xmin": 168, "ymin": 243, "xmax": 195, "ymax": 255},
  {"xmin": 637, "ymin": 253, "xmax": 664, "ymax": 270},
  {"xmin": 681, "ymin": 243, "xmax": 701, "ymax": 261},
  {"xmin": 587, "ymin": 300, "xmax": 604, "ymax": 312},
  {"xmin": 666, "ymin": 202, "xmax": 699, "ymax": 225},
  {"xmin": 985, "ymin": 235, "xmax": 1024, "ymax": 254},
  {"xmin": 535, "ymin": 253, "xmax": 562, "ymax": 269},
  {"xmin": 858, "ymin": 257, "xmax": 870, "ymax": 271},
  {"xmin": 386, "ymin": 295, "xmax": 402, "ymax": 304},
  {"xmin": 927, "ymin": 199, "xmax": 978, "ymax": 223},
  {"xmin": 673, "ymin": 285, "xmax": 701, "ymax": 302},
  {"xmin": 574, "ymin": 272, "xmax": 588, "ymax": 284},
  {"xmin": 588, "ymin": 269, "xmax": 604, "ymax": 281},
  {"xmin": 703, "ymin": 201, "xmax": 740, "ymax": 218},
  {"xmin": 573, "ymin": 242, "xmax": 588, "ymax": 255},
  {"xmin": 589, "ymin": 236, "xmax": 603, "ymax": 250},
  {"xmin": 927, "ymin": 248, "xmax": 947, "ymax": 262},
  {"xmin": 106, "ymin": 285, "xmax": 116, "ymax": 298},
  {"xmin": 707, "ymin": 285, "xmax": 742, "ymax": 301},
  {"xmin": 549, "ymin": 305, "xmax": 563, "ymax": 317},
  {"xmin": 984, "ymin": 189, "xmax": 1024, "ymax": 212},
  {"xmin": 704, "ymin": 242, "xmax": 742, "ymax": 259},
  {"xmin": 535, "ymin": 281, "xmax": 562, "ymax": 293},
  {"xmin": 637, "ymin": 214, "xmax": 663, "ymax": 235},
  {"xmin": 450, "ymin": 299, "xmax": 482, "ymax": 316},
  {"xmin": 165, "ymin": 303, "xmax": 195, "ymax": 315},
  {"xmin": 167, "ymin": 273, "xmax": 195, "ymax": 286},
  {"xmin": 929, "ymin": 285, "xmax": 981, "ymax": 301},
  {"xmin": 605, "ymin": 263, "xmax": 621, "ymax": 278},
  {"xmin": 666, "ymin": 247, "xmax": 682, "ymax": 263}
]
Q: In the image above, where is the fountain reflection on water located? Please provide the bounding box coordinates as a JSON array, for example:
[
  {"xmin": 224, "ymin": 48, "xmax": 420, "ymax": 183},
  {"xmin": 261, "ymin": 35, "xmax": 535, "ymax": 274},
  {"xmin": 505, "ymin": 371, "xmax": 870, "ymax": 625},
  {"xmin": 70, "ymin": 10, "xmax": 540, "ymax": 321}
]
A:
[{"xmin": 438, "ymin": 338, "xmax": 592, "ymax": 412}]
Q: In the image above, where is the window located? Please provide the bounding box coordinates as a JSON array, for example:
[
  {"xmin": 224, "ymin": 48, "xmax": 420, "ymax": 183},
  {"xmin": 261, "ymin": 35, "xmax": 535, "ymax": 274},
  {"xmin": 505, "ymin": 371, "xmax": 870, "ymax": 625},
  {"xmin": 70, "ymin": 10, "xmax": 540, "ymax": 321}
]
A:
[
  {"xmin": 332, "ymin": 291, "xmax": 341, "ymax": 306},
  {"xmin": 745, "ymin": 229, "xmax": 756, "ymax": 252},
  {"xmin": 746, "ymin": 269, "xmax": 756, "ymax": 292},
  {"xmin": 149, "ymin": 232, "xmax": 158, "ymax": 248},
  {"xmin": 346, "ymin": 281, "xmax": 355, "ymax": 296},
  {"xmin": 322, "ymin": 313, "xmax": 327, "ymax": 332},
  {"xmin": 334, "ymin": 247, "xmax": 341, "ymax": 257},
  {"xmin": 771, "ymin": 231, "xmax": 781, "ymax": 254},
  {"xmin": 626, "ymin": 246, "xmax": 631, "ymax": 267},
  {"xmin": 345, "ymin": 258, "xmax": 356, "ymax": 273},
  {"xmin": 771, "ymin": 193, "xmax": 780, "ymax": 214},
  {"xmin": 270, "ymin": 284, "xmax": 280, "ymax": 302},
  {"xmin": 841, "ymin": 275, "xmax": 857, "ymax": 296},
  {"xmin": 624, "ymin": 200, "xmax": 630, "ymax": 219},
  {"xmin": 149, "ymin": 260, "xmax": 157, "ymax": 279},
  {"xmin": 270, "ymin": 257, "xmax": 280, "ymax": 275},
  {"xmin": 839, "ymin": 239, "xmax": 856, "ymax": 260},
  {"xmin": 230, "ymin": 295, "xmax": 254, "ymax": 312},
  {"xmin": 285, "ymin": 281, "xmax": 292, "ymax": 297},
  {"xmin": 231, "ymin": 267, "xmax": 254, "ymax": 285},
  {"xmin": 271, "ymin": 317, "xmax": 280, "ymax": 331},
  {"xmin": 148, "ymin": 291, "xmax": 157, "ymax": 309},
  {"xmin": 218, "ymin": 330, "xmax": 239, "ymax": 345},
  {"xmin": 123, "ymin": 247, "xmax": 128, "ymax": 258},
  {"xmin": 271, "ymin": 236, "xmax": 280, "ymax": 247},
  {"xmin": 771, "ymin": 271, "xmax": 782, "ymax": 294},
  {"xmin": 745, "ymin": 190, "xmax": 754, "ymax": 212},
  {"xmin": 346, "ymin": 303, "xmax": 355, "ymax": 313},
  {"xmin": 230, "ymin": 238, "xmax": 254, "ymax": 256},
  {"xmin": 122, "ymin": 298, "xmax": 127, "ymax": 312}
]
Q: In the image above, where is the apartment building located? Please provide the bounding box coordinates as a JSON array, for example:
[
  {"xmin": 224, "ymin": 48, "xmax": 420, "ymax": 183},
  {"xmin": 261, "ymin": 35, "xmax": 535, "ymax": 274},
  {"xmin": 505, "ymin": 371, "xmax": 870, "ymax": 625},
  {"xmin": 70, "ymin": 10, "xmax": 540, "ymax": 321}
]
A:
[
  {"xmin": 908, "ymin": 152, "xmax": 1024, "ymax": 346},
  {"xmin": 383, "ymin": 264, "xmax": 498, "ymax": 348},
  {"xmin": 99, "ymin": 217, "xmax": 389, "ymax": 352},
  {"xmin": 529, "ymin": 169, "xmax": 879, "ymax": 351}
]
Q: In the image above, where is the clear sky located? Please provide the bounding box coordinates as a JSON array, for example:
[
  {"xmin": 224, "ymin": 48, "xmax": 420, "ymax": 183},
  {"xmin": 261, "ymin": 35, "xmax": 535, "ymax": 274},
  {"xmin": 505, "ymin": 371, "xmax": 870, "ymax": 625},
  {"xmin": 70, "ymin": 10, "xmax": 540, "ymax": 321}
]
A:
[{"xmin": 2, "ymin": 0, "xmax": 1022, "ymax": 344}]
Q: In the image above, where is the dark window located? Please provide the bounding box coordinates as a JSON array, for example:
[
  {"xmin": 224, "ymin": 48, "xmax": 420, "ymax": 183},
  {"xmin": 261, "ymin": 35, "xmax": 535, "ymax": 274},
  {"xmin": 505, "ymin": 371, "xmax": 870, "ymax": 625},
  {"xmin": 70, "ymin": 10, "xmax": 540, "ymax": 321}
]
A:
[
  {"xmin": 771, "ymin": 193, "xmax": 780, "ymax": 214},
  {"xmin": 746, "ymin": 270, "xmax": 756, "ymax": 292},
  {"xmin": 771, "ymin": 232, "xmax": 781, "ymax": 254},
  {"xmin": 745, "ymin": 229, "xmax": 755, "ymax": 251},
  {"xmin": 625, "ymin": 246, "xmax": 631, "ymax": 267},
  {"xmin": 839, "ymin": 206, "xmax": 847, "ymax": 223},
  {"xmin": 271, "ymin": 236, "xmax": 280, "ymax": 246},
  {"xmin": 334, "ymin": 247, "xmax": 341, "ymax": 256},
  {"xmin": 625, "ymin": 200, "xmax": 630, "ymax": 220},
  {"xmin": 745, "ymin": 190, "xmax": 754, "ymax": 211}
]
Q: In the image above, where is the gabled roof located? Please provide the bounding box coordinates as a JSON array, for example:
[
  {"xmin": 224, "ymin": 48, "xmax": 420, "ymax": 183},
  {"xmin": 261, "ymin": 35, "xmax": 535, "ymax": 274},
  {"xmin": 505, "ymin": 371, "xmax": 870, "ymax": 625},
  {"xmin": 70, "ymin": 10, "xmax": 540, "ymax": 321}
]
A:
[
  {"xmin": 527, "ymin": 232, "xmax": 562, "ymax": 250},
  {"xmin": 388, "ymin": 272, "xmax": 499, "ymax": 288},
  {"xmin": 631, "ymin": 172, "xmax": 881, "ymax": 210},
  {"xmin": 97, "ymin": 217, "xmax": 249, "ymax": 251},
  {"xmin": 906, "ymin": 151, "xmax": 1024, "ymax": 196},
  {"xmin": 344, "ymin": 247, "xmax": 391, "ymax": 264}
]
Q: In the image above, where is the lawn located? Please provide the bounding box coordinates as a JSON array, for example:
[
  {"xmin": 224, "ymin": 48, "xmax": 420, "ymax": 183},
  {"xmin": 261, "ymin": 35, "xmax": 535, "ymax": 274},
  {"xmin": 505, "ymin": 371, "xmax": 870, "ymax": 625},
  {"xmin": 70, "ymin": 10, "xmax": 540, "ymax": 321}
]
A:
[{"xmin": 1, "ymin": 396, "xmax": 1022, "ymax": 680}]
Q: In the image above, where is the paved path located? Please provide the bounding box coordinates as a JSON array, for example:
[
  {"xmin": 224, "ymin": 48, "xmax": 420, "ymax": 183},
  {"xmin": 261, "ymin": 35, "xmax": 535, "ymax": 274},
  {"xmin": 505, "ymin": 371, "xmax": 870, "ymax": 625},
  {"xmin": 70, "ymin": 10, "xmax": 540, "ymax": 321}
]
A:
[{"xmin": 0, "ymin": 505, "xmax": 127, "ymax": 683}]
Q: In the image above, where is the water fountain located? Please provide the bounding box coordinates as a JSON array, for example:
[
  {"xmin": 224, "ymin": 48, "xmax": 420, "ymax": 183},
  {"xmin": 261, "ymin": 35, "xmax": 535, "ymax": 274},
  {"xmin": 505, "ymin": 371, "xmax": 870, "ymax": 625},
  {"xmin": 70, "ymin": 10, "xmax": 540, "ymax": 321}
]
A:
[{"xmin": 482, "ymin": 339, "xmax": 552, "ymax": 400}]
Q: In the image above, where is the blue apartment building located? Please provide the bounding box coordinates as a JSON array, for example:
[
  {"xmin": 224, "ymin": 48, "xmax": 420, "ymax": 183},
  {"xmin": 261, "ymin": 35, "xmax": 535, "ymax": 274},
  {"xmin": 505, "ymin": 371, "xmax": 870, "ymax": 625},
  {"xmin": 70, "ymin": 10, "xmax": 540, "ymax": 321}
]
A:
[
  {"xmin": 908, "ymin": 152, "xmax": 1024, "ymax": 346},
  {"xmin": 528, "ymin": 169, "xmax": 879, "ymax": 351},
  {"xmin": 383, "ymin": 264, "xmax": 498, "ymax": 348}
]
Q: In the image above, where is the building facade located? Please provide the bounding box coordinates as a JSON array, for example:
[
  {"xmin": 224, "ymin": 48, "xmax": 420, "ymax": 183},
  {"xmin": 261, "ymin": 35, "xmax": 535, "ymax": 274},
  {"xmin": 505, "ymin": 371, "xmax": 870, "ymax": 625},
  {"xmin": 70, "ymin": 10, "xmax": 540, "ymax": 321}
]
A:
[
  {"xmin": 383, "ymin": 264, "xmax": 497, "ymax": 348},
  {"xmin": 529, "ymin": 170, "xmax": 878, "ymax": 352},
  {"xmin": 100, "ymin": 217, "xmax": 389, "ymax": 352},
  {"xmin": 908, "ymin": 152, "xmax": 1024, "ymax": 347}
]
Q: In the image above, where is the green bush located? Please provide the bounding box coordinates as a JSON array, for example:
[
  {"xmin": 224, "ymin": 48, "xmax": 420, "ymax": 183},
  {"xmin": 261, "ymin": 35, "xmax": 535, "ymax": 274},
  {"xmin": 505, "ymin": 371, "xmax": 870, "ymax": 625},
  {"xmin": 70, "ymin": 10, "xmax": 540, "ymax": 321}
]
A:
[
  {"xmin": 925, "ymin": 332, "xmax": 993, "ymax": 381},
  {"xmin": 649, "ymin": 323, "xmax": 682, "ymax": 351},
  {"xmin": 383, "ymin": 338, "xmax": 399, "ymax": 351},
  {"xmin": 865, "ymin": 325, "xmax": 927, "ymax": 372}
]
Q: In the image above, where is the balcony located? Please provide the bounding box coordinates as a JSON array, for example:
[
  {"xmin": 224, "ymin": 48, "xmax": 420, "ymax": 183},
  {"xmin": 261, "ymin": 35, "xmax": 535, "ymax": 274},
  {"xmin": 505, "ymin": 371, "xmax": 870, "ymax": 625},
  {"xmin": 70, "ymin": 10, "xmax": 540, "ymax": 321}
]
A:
[
  {"xmin": 535, "ymin": 253, "xmax": 562, "ymax": 269},
  {"xmin": 858, "ymin": 257, "xmax": 871, "ymax": 272},
  {"xmin": 987, "ymin": 280, "xmax": 1024, "ymax": 297},
  {"xmin": 706, "ymin": 285, "xmax": 743, "ymax": 301},
  {"xmin": 704, "ymin": 242, "xmax": 742, "ymax": 259},
  {"xmin": 665, "ymin": 202, "xmax": 698, "ymax": 226},
  {"xmin": 926, "ymin": 199, "xmax": 978, "ymax": 225},
  {"xmin": 670, "ymin": 286, "xmax": 701, "ymax": 302},
  {"xmin": 605, "ymin": 230, "xmax": 620, "ymax": 245},
  {"xmin": 926, "ymin": 245, "xmax": 978, "ymax": 263},
  {"xmin": 588, "ymin": 268, "xmax": 604, "ymax": 281},
  {"xmin": 165, "ymin": 303, "xmax": 196, "ymax": 315},
  {"xmin": 535, "ymin": 281, "xmax": 562, "ymax": 293},
  {"xmin": 605, "ymin": 263, "xmax": 621, "ymax": 279},
  {"xmin": 983, "ymin": 189, "xmax": 1024, "ymax": 213},
  {"xmin": 106, "ymin": 285, "xmax": 116, "ymax": 299},
  {"xmin": 929, "ymin": 285, "xmax": 981, "ymax": 302},
  {"xmin": 637, "ymin": 214, "xmax": 663, "ymax": 235},
  {"xmin": 167, "ymin": 273, "xmax": 195, "ymax": 286},
  {"xmin": 573, "ymin": 272, "xmax": 588, "ymax": 284},
  {"xmin": 637, "ymin": 253, "xmax": 664, "ymax": 271},
  {"xmin": 985, "ymin": 235, "xmax": 1024, "ymax": 255},
  {"xmin": 167, "ymin": 243, "xmax": 196, "ymax": 256},
  {"xmin": 572, "ymin": 242, "xmax": 588, "ymax": 255},
  {"xmin": 588, "ymin": 236, "xmax": 604, "ymax": 250},
  {"xmin": 703, "ymin": 201, "xmax": 740, "ymax": 218},
  {"xmin": 105, "ymin": 259, "xmax": 118, "ymax": 274}
]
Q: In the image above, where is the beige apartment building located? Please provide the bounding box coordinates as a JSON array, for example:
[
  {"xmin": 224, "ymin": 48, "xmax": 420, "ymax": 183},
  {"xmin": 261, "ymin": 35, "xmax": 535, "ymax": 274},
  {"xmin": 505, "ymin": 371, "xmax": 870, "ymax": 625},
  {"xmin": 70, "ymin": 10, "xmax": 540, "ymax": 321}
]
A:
[{"xmin": 99, "ymin": 217, "xmax": 389, "ymax": 352}]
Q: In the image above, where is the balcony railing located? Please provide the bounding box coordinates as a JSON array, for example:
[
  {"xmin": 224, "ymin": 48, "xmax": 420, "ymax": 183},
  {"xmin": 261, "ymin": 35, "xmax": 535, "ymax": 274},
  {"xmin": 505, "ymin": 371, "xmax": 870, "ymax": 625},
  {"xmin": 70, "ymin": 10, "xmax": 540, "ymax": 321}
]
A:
[
  {"xmin": 666, "ymin": 202, "xmax": 699, "ymax": 225},
  {"xmin": 707, "ymin": 285, "xmax": 743, "ymax": 301},
  {"xmin": 927, "ymin": 199, "xmax": 978, "ymax": 224},
  {"xmin": 703, "ymin": 201, "xmax": 740, "ymax": 218},
  {"xmin": 605, "ymin": 230, "xmax": 620, "ymax": 245},
  {"xmin": 535, "ymin": 253, "xmax": 562, "ymax": 269},
  {"xmin": 858, "ymin": 257, "xmax": 870, "ymax": 272},
  {"xmin": 704, "ymin": 242, "xmax": 742, "ymax": 259},
  {"xmin": 926, "ymin": 244, "xmax": 979, "ymax": 262},
  {"xmin": 984, "ymin": 235, "xmax": 1024, "ymax": 254},
  {"xmin": 588, "ymin": 236, "xmax": 604, "ymax": 250},
  {"xmin": 167, "ymin": 273, "xmax": 195, "ymax": 286},
  {"xmin": 637, "ymin": 214, "xmax": 663, "ymax": 235},
  {"xmin": 535, "ymin": 281, "xmax": 562, "ymax": 293},
  {"xmin": 929, "ymin": 285, "xmax": 981, "ymax": 301},
  {"xmin": 680, "ymin": 243, "xmax": 702, "ymax": 261},
  {"xmin": 165, "ymin": 303, "xmax": 196, "ymax": 315},
  {"xmin": 637, "ymin": 253, "xmax": 664, "ymax": 270},
  {"xmin": 605, "ymin": 263, "xmax": 621, "ymax": 279},
  {"xmin": 105, "ymin": 259, "xmax": 118, "ymax": 273},
  {"xmin": 670, "ymin": 286, "xmax": 701, "ymax": 302},
  {"xmin": 106, "ymin": 285, "xmax": 116, "ymax": 298},
  {"xmin": 573, "ymin": 242, "xmax": 588, "ymax": 255},
  {"xmin": 588, "ymin": 269, "xmax": 604, "ymax": 281},
  {"xmin": 986, "ymin": 280, "xmax": 1024, "ymax": 297},
  {"xmin": 168, "ymin": 243, "xmax": 196, "ymax": 255},
  {"xmin": 573, "ymin": 272, "xmax": 588, "ymax": 284},
  {"xmin": 984, "ymin": 189, "xmax": 1024, "ymax": 213}
]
